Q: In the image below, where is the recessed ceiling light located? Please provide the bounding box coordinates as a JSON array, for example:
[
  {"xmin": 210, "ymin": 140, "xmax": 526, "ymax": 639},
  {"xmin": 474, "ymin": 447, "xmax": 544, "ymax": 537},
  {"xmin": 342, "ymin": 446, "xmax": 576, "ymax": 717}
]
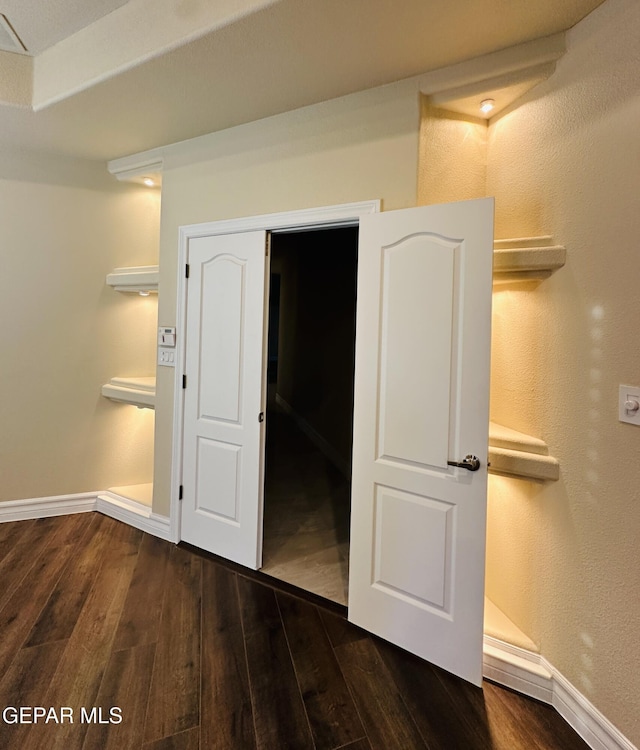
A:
[
  {"xmin": 480, "ymin": 99, "xmax": 495, "ymax": 116},
  {"xmin": 143, "ymin": 178, "xmax": 155, "ymax": 187}
]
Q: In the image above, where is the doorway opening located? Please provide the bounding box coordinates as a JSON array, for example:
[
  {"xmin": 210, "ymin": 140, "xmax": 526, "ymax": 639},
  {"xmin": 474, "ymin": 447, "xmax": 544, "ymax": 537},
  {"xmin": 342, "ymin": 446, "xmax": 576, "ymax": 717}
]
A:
[{"xmin": 260, "ymin": 226, "xmax": 359, "ymax": 605}]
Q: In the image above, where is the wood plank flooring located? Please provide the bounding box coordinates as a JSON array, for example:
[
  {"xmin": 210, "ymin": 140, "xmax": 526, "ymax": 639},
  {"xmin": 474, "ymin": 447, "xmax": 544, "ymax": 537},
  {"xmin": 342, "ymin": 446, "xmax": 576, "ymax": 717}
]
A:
[{"xmin": 0, "ymin": 513, "xmax": 591, "ymax": 750}]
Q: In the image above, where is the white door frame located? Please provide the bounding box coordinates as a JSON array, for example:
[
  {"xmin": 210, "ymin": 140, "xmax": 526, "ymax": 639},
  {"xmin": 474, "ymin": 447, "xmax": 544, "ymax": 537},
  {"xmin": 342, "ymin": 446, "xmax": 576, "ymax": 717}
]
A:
[{"xmin": 169, "ymin": 201, "xmax": 380, "ymax": 543}]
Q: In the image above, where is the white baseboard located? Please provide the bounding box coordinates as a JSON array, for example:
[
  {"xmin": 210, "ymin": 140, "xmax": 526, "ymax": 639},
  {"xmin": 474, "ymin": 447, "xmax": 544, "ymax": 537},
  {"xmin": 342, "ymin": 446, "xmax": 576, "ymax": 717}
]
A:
[
  {"xmin": 483, "ymin": 635, "xmax": 553, "ymax": 703},
  {"xmin": 0, "ymin": 492, "xmax": 97, "ymax": 522},
  {"xmin": 275, "ymin": 394, "xmax": 351, "ymax": 478},
  {"xmin": 552, "ymin": 669, "xmax": 638, "ymax": 750},
  {"xmin": 0, "ymin": 491, "xmax": 171, "ymax": 542},
  {"xmin": 483, "ymin": 636, "xmax": 637, "ymax": 750},
  {"xmin": 96, "ymin": 492, "xmax": 172, "ymax": 541}
]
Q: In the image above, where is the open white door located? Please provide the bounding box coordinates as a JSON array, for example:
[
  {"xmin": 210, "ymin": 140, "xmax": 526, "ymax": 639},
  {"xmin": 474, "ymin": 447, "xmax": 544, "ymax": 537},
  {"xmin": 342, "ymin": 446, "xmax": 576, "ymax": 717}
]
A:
[
  {"xmin": 348, "ymin": 199, "xmax": 494, "ymax": 686},
  {"xmin": 181, "ymin": 231, "xmax": 267, "ymax": 569}
]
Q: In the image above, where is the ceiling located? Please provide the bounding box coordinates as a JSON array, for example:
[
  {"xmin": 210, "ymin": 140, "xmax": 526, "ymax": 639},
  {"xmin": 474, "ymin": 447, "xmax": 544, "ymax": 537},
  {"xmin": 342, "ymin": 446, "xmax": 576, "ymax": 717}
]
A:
[
  {"xmin": 1, "ymin": 0, "xmax": 129, "ymax": 55},
  {"xmin": 0, "ymin": 0, "xmax": 606, "ymax": 163}
]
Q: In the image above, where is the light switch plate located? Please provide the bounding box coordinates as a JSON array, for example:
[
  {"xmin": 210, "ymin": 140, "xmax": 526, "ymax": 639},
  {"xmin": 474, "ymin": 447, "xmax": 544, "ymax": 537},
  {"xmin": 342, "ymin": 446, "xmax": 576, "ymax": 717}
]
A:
[
  {"xmin": 158, "ymin": 326, "xmax": 176, "ymax": 347},
  {"xmin": 619, "ymin": 385, "xmax": 640, "ymax": 425},
  {"xmin": 158, "ymin": 347, "xmax": 176, "ymax": 367}
]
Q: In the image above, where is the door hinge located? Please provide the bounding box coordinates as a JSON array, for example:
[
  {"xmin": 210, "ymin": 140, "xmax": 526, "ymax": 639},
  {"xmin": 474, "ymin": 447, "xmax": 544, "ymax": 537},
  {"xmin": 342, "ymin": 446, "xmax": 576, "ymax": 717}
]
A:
[
  {"xmin": 179, "ymin": 485, "xmax": 183, "ymax": 501},
  {"xmin": 259, "ymin": 412, "xmax": 264, "ymax": 422},
  {"xmin": 185, "ymin": 263, "xmax": 190, "ymax": 279},
  {"xmin": 182, "ymin": 374, "xmax": 187, "ymax": 389}
]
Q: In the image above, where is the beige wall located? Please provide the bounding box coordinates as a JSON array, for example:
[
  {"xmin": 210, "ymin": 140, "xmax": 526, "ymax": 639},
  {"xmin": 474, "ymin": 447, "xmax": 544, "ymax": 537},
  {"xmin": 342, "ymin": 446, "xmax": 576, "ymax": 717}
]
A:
[
  {"xmin": 485, "ymin": 0, "xmax": 640, "ymax": 744},
  {"xmin": 418, "ymin": 100, "xmax": 488, "ymax": 206},
  {"xmin": 0, "ymin": 163, "xmax": 160, "ymax": 501},
  {"xmin": 152, "ymin": 80, "xmax": 421, "ymax": 515}
]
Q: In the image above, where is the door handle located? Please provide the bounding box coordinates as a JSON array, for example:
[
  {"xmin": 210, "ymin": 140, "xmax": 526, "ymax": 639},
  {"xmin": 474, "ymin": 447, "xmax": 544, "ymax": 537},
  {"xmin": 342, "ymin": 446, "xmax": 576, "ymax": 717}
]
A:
[{"xmin": 447, "ymin": 454, "xmax": 481, "ymax": 472}]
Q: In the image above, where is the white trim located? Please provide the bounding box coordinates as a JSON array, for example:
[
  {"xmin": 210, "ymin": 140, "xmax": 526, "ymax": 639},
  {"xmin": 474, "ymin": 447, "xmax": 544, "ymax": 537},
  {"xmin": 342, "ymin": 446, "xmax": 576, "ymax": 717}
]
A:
[
  {"xmin": 172, "ymin": 200, "xmax": 381, "ymax": 548},
  {"xmin": 483, "ymin": 635, "xmax": 553, "ymax": 703},
  {"xmin": 0, "ymin": 492, "xmax": 171, "ymax": 542},
  {"xmin": 552, "ymin": 671, "xmax": 638, "ymax": 750},
  {"xmin": 483, "ymin": 637, "xmax": 638, "ymax": 750},
  {"xmin": 178, "ymin": 200, "xmax": 380, "ymax": 241},
  {"xmin": 0, "ymin": 492, "xmax": 97, "ymax": 522},
  {"xmin": 96, "ymin": 492, "xmax": 172, "ymax": 541}
]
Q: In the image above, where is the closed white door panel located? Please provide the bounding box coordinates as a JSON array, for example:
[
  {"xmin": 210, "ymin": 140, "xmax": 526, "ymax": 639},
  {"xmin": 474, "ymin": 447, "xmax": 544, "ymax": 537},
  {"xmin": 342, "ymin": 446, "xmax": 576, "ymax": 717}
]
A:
[{"xmin": 181, "ymin": 230, "xmax": 267, "ymax": 569}]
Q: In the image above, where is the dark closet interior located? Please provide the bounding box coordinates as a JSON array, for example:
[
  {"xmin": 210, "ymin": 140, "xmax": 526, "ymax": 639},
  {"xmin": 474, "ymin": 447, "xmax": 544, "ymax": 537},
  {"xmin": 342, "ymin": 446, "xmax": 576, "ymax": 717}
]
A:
[{"xmin": 261, "ymin": 226, "xmax": 358, "ymax": 605}]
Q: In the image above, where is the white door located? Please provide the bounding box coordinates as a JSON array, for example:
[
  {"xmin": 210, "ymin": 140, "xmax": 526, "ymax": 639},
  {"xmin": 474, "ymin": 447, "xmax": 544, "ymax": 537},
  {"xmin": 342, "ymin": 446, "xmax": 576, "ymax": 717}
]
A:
[
  {"xmin": 181, "ymin": 230, "xmax": 268, "ymax": 569},
  {"xmin": 348, "ymin": 198, "xmax": 494, "ymax": 686}
]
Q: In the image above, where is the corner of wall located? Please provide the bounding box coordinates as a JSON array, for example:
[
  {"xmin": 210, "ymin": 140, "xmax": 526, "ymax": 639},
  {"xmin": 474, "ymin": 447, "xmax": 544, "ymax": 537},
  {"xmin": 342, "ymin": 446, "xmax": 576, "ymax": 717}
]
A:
[{"xmin": 417, "ymin": 95, "xmax": 488, "ymax": 206}]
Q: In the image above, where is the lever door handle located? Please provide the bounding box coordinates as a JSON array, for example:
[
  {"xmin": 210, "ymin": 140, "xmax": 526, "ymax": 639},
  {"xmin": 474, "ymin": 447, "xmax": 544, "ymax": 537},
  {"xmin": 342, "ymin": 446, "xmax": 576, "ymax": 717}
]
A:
[{"xmin": 447, "ymin": 454, "xmax": 481, "ymax": 472}]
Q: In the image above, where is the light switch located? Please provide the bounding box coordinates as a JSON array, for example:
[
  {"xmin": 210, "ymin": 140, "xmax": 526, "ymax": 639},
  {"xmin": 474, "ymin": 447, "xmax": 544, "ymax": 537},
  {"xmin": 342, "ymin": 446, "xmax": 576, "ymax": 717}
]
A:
[
  {"xmin": 158, "ymin": 348, "xmax": 176, "ymax": 367},
  {"xmin": 158, "ymin": 327, "xmax": 176, "ymax": 347},
  {"xmin": 619, "ymin": 385, "xmax": 640, "ymax": 425}
]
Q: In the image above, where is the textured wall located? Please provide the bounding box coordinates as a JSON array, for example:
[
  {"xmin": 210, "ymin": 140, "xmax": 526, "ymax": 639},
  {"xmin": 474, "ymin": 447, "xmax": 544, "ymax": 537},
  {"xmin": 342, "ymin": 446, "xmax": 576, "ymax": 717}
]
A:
[
  {"xmin": 0, "ymin": 168, "xmax": 160, "ymax": 501},
  {"xmin": 417, "ymin": 100, "xmax": 487, "ymax": 206},
  {"xmin": 485, "ymin": 0, "xmax": 640, "ymax": 743}
]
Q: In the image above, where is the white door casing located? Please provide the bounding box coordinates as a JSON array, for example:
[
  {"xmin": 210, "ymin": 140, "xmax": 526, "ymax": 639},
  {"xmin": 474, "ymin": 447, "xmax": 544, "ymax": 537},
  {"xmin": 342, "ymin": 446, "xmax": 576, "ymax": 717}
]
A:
[
  {"xmin": 348, "ymin": 199, "xmax": 494, "ymax": 686},
  {"xmin": 181, "ymin": 230, "xmax": 268, "ymax": 568}
]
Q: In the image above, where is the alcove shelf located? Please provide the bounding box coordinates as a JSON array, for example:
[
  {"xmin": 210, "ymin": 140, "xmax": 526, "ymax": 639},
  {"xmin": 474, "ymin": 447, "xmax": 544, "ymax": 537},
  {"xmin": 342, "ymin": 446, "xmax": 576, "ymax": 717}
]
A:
[
  {"xmin": 493, "ymin": 237, "xmax": 566, "ymax": 285},
  {"xmin": 488, "ymin": 421, "xmax": 559, "ymax": 481},
  {"xmin": 106, "ymin": 265, "xmax": 159, "ymax": 293},
  {"xmin": 101, "ymin": 376, "xmax": 156, "ymax": 409}
]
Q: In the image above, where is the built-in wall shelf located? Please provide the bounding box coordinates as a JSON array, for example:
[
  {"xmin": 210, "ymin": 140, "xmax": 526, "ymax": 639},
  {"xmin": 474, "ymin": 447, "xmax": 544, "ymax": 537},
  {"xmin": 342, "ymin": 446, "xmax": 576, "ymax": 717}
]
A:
[
  {"xmin": 107, "ymin": 156, "xmax": 163, "ymax": 188},
  {"xmin": 493, "ymin": 237, "xmax": 566, "ymax": 285},
  {"xmin": 106, "ymin": 266, "xmax": 159, "ymax": 293},
  {"xmin": 102, "ymin": 376, "xmax": 156, "ymax": 409},
  {"xmin": 488, "ymin": 421, "xmax": 559, "ymax": 481}
]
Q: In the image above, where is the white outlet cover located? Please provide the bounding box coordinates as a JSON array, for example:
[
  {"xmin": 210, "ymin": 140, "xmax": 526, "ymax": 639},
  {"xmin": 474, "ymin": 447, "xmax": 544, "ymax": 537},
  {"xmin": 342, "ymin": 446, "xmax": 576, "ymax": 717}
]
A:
[{"xmin": 619, "ymin": 385, "xmax": 640, "ymax": 425}]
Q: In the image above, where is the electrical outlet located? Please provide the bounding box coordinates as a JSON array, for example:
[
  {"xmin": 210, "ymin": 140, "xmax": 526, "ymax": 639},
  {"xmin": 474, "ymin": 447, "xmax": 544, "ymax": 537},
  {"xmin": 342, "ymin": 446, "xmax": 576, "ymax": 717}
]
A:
[{"xmin": 619, "ymin": 385, "xmax": 640, "ymax": 425}]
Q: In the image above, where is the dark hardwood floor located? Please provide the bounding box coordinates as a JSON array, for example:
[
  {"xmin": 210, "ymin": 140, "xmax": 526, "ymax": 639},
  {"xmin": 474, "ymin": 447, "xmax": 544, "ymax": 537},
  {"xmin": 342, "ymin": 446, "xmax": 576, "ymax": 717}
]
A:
[{"xmin": 0, "ymin": 513, "xmax": 590, "ymax": 750}]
